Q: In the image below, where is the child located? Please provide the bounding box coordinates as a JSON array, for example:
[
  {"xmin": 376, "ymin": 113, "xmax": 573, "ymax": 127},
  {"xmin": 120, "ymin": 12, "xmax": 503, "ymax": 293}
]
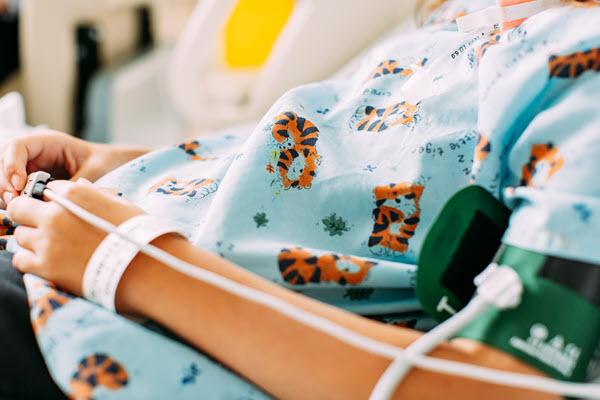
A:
[{"xmin": 1, "ymin": 0, "xmax": 599, "ymax": 398}]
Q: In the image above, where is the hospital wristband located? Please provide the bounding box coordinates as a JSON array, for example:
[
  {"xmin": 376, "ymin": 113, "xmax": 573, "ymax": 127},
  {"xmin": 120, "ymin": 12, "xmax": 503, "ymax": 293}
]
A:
[
  {"xmin": 456, "ymin": 0, "xmax": 562, "ymax": 33},
  {"xmin": 82, "ymin": 214, "xmax": 186, "ymax": 311}
]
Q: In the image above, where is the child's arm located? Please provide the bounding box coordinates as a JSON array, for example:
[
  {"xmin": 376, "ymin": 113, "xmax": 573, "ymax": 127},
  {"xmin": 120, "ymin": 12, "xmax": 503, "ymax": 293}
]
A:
[
  {"xmin": 116, "ymin": 233, "xmax": 557, "ymax": 400},
  {"xmin": 6, "ymin": 181, "xmax": 558, "ymax": 400}
]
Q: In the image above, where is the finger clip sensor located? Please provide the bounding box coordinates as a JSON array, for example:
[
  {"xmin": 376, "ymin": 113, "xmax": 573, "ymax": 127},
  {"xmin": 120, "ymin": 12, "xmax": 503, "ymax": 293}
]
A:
[{"xmin": 22, "ymin": 171, "xmax": 53, "ymax": 200}]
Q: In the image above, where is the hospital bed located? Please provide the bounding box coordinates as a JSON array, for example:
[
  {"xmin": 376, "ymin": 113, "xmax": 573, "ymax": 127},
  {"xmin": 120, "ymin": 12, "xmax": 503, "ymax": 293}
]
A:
[
  {"xmin": 17, "ymin": 0, "xmax": 416, "ymax": 146},
  {"xmin": 4, "ymin": 1, "xmax": 600, "ymax": 399},
  {"xmin": 19, "ymin": 0, "xmax": 196, "ymax": 143}
]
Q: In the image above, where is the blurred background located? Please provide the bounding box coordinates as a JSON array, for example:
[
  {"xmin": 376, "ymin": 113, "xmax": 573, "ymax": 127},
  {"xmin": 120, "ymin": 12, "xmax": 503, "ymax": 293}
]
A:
[{"xmin": 0, "ymin": 0, "xmax": 413, "ymax": 147}]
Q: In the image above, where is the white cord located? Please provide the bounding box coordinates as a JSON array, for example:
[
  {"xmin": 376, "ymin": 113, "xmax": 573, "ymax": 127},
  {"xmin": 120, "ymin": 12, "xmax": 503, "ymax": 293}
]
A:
[
  {"xmin": 370, "ymin": 265, "xmax": 524, "ymax": 399},
  {"xmin": 44, "ymin": 189, "xmax": 402, "ymax": 358},
  {"xmin": 370, "ymin": 297, "xmax": 490, "ymax": 399},
  {"xmin": 44, "ymin": 189, "xmax": 600, "ymax": 399}
]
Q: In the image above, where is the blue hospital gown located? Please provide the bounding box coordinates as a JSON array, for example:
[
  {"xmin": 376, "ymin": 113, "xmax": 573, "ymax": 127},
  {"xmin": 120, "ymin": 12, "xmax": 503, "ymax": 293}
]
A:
[{"xmin": 25, "ymin": 1, "xmax": 600, "ymax": 398}]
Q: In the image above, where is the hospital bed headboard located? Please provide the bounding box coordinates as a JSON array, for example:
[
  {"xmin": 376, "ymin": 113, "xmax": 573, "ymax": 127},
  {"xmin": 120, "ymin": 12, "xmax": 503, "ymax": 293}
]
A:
[
  {"xmin": 168, "ymin": 0, "xmax": 417, "ymax": 129},
  {"xmin": 20, "ymin": 0, "xmax": 417, "ymax": 136}
]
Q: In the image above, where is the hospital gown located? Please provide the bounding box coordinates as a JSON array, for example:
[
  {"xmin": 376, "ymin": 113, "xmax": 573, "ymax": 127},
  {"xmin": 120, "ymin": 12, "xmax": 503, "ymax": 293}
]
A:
[{"xmin": 24, "ymin": 1, "xmax": 600, "ymax": 398}]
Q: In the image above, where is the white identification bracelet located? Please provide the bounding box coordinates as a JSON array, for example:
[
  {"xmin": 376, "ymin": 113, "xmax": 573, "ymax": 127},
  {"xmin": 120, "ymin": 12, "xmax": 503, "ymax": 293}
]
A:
[
  {"xmin": 401, "ymin": 0, "xmax": 563, "ymax": 104},
  {"xmin": 456, "ymin": 0, "xmax": 562, "ymax": 33},
  {"xmin": 82, "ymin": 214, "xmax": 185, "ymax": 311}
]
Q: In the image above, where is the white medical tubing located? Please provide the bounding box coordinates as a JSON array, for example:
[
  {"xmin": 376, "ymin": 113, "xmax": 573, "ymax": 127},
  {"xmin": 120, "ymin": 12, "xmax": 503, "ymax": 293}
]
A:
[
  {"xmin": 370, "ymin": 297, "xmax": 490, "ymax": 399},
  {"xmin": 370, "ymin": 265, "xmax": 524, "ymax": 399},
  {"xmin": 44, "ymin": 189, "xmax": 402, "ymax": 358},
  {"xmin": 43, "ymin": 188, "xmax": 600, "ymax": 399}
]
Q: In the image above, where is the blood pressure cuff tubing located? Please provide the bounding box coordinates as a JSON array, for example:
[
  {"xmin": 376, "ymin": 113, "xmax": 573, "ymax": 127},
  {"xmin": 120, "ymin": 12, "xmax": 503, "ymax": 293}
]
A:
[{"xmin": 456, "ymin": 244, "xmax": 600, "ymax": 382}]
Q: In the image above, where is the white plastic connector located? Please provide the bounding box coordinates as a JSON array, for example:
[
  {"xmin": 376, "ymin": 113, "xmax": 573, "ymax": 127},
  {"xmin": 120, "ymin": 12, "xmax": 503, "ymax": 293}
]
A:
[{"xmin": 475, "ymin": 263, "xmax": 523, "ymax": 310}]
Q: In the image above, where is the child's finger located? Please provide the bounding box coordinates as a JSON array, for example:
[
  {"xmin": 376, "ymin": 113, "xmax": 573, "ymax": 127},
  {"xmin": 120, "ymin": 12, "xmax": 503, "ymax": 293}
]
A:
[
  {"xmin": 0, "ymin": 172, "xmax": 16, "ymax": 205},
  {"xmin": 1, "ymin": 139, "xmax": 29, "ymax": 191}
]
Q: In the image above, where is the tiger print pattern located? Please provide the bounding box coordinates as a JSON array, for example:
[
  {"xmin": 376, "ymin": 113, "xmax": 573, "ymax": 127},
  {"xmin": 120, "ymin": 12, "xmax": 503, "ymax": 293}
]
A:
[
  {"xmin": 0, "ymin": 216, "xmax": 15, "ymax": 236},
  {"xmin": 368, "ymin": 183, "xmax": 424, "ymax": 253},
  {"xmin": 367, "ymin": 60, "xmax": 415, "ymax": 81},
  {"xmin": 178, "ymin": 140, "xmax": 210, "ymax": 161},
  {"xmin": 148, "ymin": 177, "xmax": 218, "ymax": 199},
  {"xmin": 520, "ymin": 143, "xmax": 564, "ymax": 187},
  {"xmin": 549, "ymin": 48, "xmax": 600, "ymax": 78},
  {"xmin": 30, "ymin": 281, "xmax": 72, "ymax": 334},
  {"xmin": 70, "ymin": 354, "xmax": 129, "ymax": 400},
  {"xmin": 278, "ymin": 247, "xmax": 376, "ymax": 285},
  {"xmin": 367, "ymin": 58, "xmax": 429, "ymax": 82},
  {"xmin": 355, "ymin": 102, "xmax": 419, "ymax": 132},
  {"xmin": 477, "ymin": 34, "xmax": 501, "ymax": 61},
  {"xmin": 474, "ymin": 133, "xmax": 491, "ymax": 163},
  {"xmin": 269, "ymin": 112, "xmax": 321, "ymax": 190},
  {"xmin": 470, "ymin": 134, "xmax": 492, "ymax": 183},
  {"xmin": 28, "ymin": 280, "xmax": 73, "ymax": 335}
]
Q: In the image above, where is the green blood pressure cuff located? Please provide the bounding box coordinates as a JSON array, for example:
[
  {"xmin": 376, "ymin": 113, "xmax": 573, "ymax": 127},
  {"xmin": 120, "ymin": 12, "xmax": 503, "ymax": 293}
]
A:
[
  {"xmin": 417, "ymin": 186, "xmax": 600, "ymax": 382},
  {"xmin": 458, "ymin": 245, "xmax": 600, "ymax": 382}
]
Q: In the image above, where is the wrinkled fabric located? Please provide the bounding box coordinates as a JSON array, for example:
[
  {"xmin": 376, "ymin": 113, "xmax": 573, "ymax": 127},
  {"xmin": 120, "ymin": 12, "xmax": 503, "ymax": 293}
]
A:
[{"xmin": 25, "ymin": 1, "xmax": 600, "ymax": 398}]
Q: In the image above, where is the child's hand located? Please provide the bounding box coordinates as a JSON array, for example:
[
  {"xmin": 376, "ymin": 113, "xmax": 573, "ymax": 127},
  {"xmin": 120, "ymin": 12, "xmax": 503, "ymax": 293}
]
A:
[
  {"xmin": 0, "ymin": 131, "xmax": 91, "ymax": 204},
  {"xmin": 0, "ymin": 131, "xmax": 149, "ymax": 206},
  {"xmin": 6, "ymin": 180, "xmax": 144, "ymax": 296}
]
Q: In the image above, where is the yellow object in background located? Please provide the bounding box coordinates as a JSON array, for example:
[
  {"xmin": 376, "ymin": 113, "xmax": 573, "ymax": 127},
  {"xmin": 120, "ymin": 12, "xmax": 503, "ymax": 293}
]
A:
[{"xmin": 224, "ymin": 0, "xmax": 295, "ymax": 68}]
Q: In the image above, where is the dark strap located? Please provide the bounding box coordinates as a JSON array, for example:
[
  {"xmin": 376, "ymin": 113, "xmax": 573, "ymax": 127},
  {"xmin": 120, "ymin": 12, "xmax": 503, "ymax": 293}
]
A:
[
  {"xmin": 0, "ymin": 252, "xmax": 66, "ymax": 399},
  {"xmin": 539, "ymin": 255, "xmax": 600, "ymax": 309}
]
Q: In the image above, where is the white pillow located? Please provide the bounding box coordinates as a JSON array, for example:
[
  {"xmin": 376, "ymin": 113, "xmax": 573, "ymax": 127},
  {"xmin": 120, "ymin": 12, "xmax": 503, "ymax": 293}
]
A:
[{"xmin": 0, "ymin": 92, "xmax": 41, "ymax": 148}]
